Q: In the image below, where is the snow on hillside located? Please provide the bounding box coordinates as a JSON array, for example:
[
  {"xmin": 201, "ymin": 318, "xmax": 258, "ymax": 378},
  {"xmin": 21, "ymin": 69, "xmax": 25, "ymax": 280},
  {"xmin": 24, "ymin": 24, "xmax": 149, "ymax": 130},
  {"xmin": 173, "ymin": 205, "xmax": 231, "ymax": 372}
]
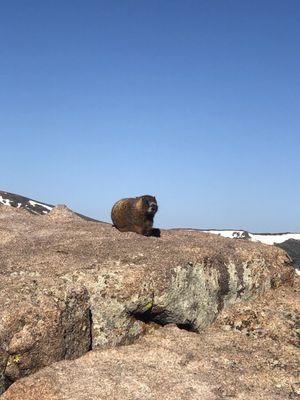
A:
[
  {"xmin": 0, "ymin": 191, "xmax": 54, "ymax": 215},
  {"xmin": 203, "ymin": 230, "xmax": 300, "ymax": 245},
  {"xmin": 202, "ymin": 229, "xmax": 300, "ymax": 275},
  {"xmin": 250, "ymin": 233, "xmax": 300, "ymax": 245},
  {"xmin": 0, "ymin": 190, "xmax": 100, "ymax": 222}
]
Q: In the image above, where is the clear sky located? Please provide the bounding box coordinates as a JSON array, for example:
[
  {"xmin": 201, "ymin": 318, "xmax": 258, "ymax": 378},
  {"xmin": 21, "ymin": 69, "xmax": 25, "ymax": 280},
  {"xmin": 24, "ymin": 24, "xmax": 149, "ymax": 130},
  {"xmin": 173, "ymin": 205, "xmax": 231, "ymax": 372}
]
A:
[{"xmin": 1, "ymin": 1, "xmax": 299, "ymax": 232}]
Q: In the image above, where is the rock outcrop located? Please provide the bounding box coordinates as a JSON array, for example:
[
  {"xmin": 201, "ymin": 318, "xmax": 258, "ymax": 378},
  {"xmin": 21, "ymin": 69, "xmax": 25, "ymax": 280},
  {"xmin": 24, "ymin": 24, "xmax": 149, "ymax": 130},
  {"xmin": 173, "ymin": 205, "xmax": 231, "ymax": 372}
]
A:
[
  {"xmin": 276, "ymin": 239, "xmax": 300, "ymax": 267},
  {"xmin": 2, "ymin": 281, "xmax": 299, "ymax": 399},
  {"xmin": 0, "ymin": 205, "xmax": 295, "ymax": 395}
]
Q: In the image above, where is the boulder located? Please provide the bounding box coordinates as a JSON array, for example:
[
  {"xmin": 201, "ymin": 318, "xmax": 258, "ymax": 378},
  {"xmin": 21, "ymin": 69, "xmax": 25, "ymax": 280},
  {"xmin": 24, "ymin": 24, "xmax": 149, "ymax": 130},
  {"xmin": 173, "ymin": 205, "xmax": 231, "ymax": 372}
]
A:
[
  {"xmin": 2, "ymin": 280, "xmax": 299, "ymax": 399},
  {"xmin": 0, "ymin": 277, "xmax": 91, "ymax": 392},
  {"xmin": 0, "ymin": 206, "xmax": 295, "ymax": 393}
]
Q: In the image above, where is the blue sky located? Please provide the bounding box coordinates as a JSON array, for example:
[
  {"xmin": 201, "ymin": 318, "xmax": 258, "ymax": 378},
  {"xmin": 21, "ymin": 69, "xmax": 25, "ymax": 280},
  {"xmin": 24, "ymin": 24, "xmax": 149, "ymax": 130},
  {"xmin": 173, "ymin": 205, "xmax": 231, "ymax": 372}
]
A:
[{"xmin": 1, "ymin": 1, "xmax": 299, "ymax": 231}]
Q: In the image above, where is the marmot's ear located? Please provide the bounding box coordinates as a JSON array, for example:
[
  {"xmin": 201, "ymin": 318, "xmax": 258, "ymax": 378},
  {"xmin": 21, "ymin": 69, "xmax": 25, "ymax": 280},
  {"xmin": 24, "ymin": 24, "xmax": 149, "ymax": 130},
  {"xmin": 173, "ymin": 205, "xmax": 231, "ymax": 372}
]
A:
[{"xmin": 136, "ymin": 197, "xmax": 144, "ymax": 209}]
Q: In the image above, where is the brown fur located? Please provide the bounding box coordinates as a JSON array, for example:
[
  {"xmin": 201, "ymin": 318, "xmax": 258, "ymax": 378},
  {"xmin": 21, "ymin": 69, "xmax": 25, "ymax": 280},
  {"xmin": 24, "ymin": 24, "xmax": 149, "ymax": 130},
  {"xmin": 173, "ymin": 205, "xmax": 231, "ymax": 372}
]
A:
[{"xmin": 111, "ymin": 195, "xmax": 160, "ymax": 237}]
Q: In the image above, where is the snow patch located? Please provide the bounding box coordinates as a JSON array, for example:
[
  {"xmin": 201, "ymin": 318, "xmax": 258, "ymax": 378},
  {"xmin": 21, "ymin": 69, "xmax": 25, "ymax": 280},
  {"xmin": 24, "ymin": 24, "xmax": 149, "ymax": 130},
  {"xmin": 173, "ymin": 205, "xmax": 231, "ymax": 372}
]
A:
[
  {"xmin": 28, "ymin": 200, "xmax": 53, "ymax": 211},
  {"xmin": 203, "ymin": 230, "xmax": 246, "ymax": 239},
  {"xmin": 249, "ymin": 233, "xmax": 300, "ymax": 245},
  {"xmin": 203, "ymin": 230, "xmax": 300, "ymax": 245},
  {"xmin": 0, "ymin": 196, "xmax": 12, "ymax": 206}
]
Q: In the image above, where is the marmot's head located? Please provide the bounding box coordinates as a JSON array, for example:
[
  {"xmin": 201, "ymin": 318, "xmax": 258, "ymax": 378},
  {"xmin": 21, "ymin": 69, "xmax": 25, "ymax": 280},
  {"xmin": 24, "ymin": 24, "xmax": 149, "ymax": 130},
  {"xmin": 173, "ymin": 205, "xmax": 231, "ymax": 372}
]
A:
[{"xmin": 138, "ymin": 195, "xmax": 158, "ymax": 215}]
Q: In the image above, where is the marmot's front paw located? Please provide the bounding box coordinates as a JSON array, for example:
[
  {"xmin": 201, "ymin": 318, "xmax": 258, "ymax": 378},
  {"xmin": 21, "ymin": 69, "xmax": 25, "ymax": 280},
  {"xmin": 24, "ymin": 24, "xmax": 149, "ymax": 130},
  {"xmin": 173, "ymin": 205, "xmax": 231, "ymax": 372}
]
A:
[{"xmin": 151, "ymin": 228, "xmax": 161, "ymax": 237}]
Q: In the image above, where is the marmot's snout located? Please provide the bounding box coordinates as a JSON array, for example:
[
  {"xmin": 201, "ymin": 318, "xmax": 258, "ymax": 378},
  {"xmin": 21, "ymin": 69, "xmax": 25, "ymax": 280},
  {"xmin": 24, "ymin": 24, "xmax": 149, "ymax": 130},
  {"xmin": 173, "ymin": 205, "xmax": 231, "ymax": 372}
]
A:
[{"xmin": 148, "ymin": 202, "xmax": 158, "ymax": 214}]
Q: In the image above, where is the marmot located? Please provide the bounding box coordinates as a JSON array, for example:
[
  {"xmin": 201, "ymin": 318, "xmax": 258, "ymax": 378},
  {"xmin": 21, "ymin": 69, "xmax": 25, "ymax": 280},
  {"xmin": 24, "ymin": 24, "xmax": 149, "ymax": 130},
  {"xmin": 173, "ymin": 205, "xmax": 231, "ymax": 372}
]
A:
[{"xmin": 111, "ymin": 195, "xmax": 161, "ymax": 237}]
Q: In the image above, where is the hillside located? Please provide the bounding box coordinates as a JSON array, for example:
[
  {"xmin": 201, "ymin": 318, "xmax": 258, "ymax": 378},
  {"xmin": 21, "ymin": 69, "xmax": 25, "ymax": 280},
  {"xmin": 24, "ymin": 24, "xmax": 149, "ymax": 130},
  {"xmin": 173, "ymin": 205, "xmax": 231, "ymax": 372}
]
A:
[
  {"xmin": 0, "ymin": 190, "xmax": 100, "ymax": 222},
  {"xmin": 202, "ymin": 229, "xmax": 300, "ymax": 245}
]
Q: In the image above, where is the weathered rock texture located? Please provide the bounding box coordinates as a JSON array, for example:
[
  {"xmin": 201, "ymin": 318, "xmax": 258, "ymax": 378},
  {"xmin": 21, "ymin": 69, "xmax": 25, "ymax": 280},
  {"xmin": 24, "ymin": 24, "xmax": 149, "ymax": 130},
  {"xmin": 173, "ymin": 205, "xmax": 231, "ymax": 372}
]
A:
[
  {"xmin": 2, "ymin": 280, "xmax": 299, "ymax": 399},
  {"xmin": 0, "ymin": 205, "xmax": 295, "ymax": 394}
]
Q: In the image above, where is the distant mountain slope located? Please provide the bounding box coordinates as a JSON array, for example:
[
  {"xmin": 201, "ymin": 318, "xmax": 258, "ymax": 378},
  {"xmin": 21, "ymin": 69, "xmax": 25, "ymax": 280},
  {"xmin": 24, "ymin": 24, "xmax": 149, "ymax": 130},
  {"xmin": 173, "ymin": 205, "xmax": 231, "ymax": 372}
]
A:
[
  {"xmin": 0, "ymin": 190, "xmax": 54, "ymax": 215},
  {"xmin": 202, "ymin": 229, "xmax": 300, "ymax": 245},
  {"xmin": 0, "ymin": 190, "xmax": 101, "ymax": 222},
  {"xmin": 276, "ymin": 239, "xmax": 300, "ymax": 266}
]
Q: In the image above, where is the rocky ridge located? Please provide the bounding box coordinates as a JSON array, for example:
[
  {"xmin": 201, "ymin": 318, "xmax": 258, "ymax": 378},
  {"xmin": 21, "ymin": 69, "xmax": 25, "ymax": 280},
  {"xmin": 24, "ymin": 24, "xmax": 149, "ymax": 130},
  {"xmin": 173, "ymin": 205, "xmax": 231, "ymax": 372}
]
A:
[{"xmin": 1, "ymin": 190, "xmax": 300, "ymax": 269}]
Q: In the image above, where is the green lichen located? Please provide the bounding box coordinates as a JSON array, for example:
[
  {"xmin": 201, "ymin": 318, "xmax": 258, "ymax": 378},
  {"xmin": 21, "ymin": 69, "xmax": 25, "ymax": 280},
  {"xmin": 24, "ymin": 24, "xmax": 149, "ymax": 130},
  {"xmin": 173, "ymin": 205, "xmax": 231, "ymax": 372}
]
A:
[
  {"xmin": 13, "ymin": 354, "xmax": 21, "ymax": 364},
  {"xmin": 7, "ymin": 354, "xmax": 21, "ymax": 367},
  {"xmin": 143, "ymin": 301, "xmax": 153, "ymax": 311}
]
